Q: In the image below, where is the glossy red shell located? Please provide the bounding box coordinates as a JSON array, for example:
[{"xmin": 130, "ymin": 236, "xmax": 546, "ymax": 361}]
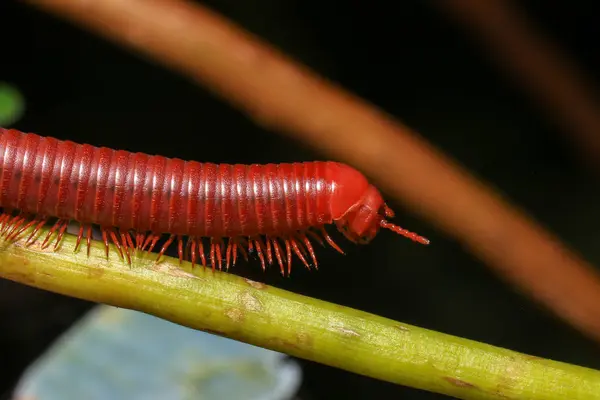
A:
[{"xmin": 0, "ymin": 129, "xmax": 351, "ymax": 238}]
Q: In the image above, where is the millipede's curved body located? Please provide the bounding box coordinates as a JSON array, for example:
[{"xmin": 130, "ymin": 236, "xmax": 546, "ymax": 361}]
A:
[{"xmin": 0, "ymin": 128, "xmax": 428, "ymax": 275}]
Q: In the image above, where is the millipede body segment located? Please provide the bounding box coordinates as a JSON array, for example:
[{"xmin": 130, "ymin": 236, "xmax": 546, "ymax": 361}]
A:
[{"xmin": 0, "ymin": 128, "xmax": 429, "ymax": 275}]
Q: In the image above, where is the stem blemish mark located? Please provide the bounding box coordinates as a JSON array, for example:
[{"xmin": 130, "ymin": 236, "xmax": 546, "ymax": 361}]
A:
[{"xmin": 443, "ymin": 376, "xmax": 477, "ymax": 389}]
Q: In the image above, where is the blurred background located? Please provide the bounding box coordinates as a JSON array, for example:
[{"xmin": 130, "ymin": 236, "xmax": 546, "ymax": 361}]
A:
[{"xmin": 1, "ymin": 1, "xmax": 600, "ymax": 398}]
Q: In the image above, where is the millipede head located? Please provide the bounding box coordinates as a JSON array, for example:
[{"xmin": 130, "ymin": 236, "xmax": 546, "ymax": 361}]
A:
[{"xmin": 334, "ymin": 185, "xmax": 430, "ymax": 246}]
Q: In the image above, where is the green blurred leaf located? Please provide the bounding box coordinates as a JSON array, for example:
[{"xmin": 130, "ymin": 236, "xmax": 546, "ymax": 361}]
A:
[{"xmin": 0, "ymin": 82, "xmax": 25, "ymax": 126}]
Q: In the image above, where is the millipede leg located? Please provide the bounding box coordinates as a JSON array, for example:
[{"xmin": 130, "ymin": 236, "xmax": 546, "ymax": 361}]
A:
[
  {"xmin": 156, "ymin": 234, "xmax": 175, "ymax": 263},
  {"xmin": 108, "ymin": 229, "xmax": 125, "ymax": 260},
  {"xmin": 271, "ymin": 238, "xmax": 285, "ymax": 276},
  {"xmin": 251, "ymin": 237, "xmax": 267, "ymax": 271},
  {"xmin": 265, "ymin": 237, "xmax": 273, "ymax": 265},
  {"xmin": 236, "ymin": 238, "xmax": 249, "ymax": 262},
  {"xmin": 214, "ymin": 239, "xmax": 224, "ymax": 271},
  {"xmin": 184, "ymin": 237, "xmax": 192, "ymax": 260},
  {"xmin": 5, "ymin": 214, "xmax": 30, "ymax": 241},
  {"xmin": 2, "ymin": 215, "xmax": 20, "ymax": 237},
  {"xmin": 188, "ymin": 237, "xmax": 197, "ymax": 268},
  {"xmin": 292, "ymin": 235, "xmax": 312, "ymax": 266},
  {"xmin": 228, "ymin": 237, "xmax": 244, "ymax": 268},
  {"xmin": 141, "ymin": 234, "xmax": 154, "ymax": 252},
  {"xmin": 256, "ymin": 236, "xmax": 272, "ymax": 266},
  {"xmin": 74, "ymin": 224, "xmax": 85, "ymax": 252},
  {"xmin": 290, "ymin": 238, "xmax": 310, "ymax": 271},
  {"xmin": 231, "ymin": 240, "xmax": 238, "ymax": 268},
  {"xmin": 9, "ymin": 218, "xmax": 39, "ymax": 242},
  {"xmin": 225, "ymin": 238, "xmax": 232, "ymax": 270},
  {"xmin": 99, "ymin": 227, "xmax": 125, "ymax": 260},
  {"xmin": 197, "ymin": 239, "xmax": 207, "ymax": 268},
  {"xmin": 86, "ymin": 225, "xmax": 92, "ymax": 256},
  {"xmin": 4, "ymin": 216, "xmax": 25, "ymax": 239},
  {"xmin": 136, "ymin": 233, "xmax": 145, "ymax": 250},
  {"xmin": 209, "ymin": 239, "xmax": 216, "ymax": 271},
  {"xmin": 25, "ymin": 219, "xmax": 47, "ymax": 246},
  {"xmin": 120, "ymin": 231, "xmax": 132, "ymax": 265},
  {"xmin": 306, "ymin": 230, "xmax": 324, "ymax": 247},
  {"xmin": 41, "ymin": 219, "xmax": 64, "ymax": 250},
  {"xmin": 102, "ymin": 229, "xmax": 110, "ymax": 258},
  {"xmin": 284, "ymin": 239, "xmax": 292, "ymax": 275},
  {"xmin": 129, "ymin": 233, "xmax": 136, "ymax": 253},
  {"xmin": 320, "ymin": 226, "xmax": 344, "ymax": 254},
  {"xmin": 126, "ymin": 232, "xmax": 135, "ymax": 253},
  {"xmin": 0, "ymin": 213, "xmax": 10, "ymax": 232},
  {"xmin": 52, "ymin": 220, "xmax": 69, "ymax": 251},
  {"xmin": 299, "ymin": 233, "xmax": 318, "ymax": 270},
  {"xmin": 0, "ymin": 214, "xmax": 18, "ymax": 236},
  {"xmin": 145, "ymin": 234, "xmax": 161, "ymax": 254},
  {"xmin": 177, "ymin": 235, "xmax": 184, "ymax": 263}
]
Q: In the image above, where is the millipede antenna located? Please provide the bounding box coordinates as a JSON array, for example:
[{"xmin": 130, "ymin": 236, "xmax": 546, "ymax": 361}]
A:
[{"xmin": 381, "ymin": 204, "xmax": 430, "ymax": 245}]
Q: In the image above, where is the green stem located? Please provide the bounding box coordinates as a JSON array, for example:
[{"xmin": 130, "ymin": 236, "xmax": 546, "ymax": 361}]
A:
[{"xmin": 1, "ymin": 229, "xmax": 599, "ymax": 400}]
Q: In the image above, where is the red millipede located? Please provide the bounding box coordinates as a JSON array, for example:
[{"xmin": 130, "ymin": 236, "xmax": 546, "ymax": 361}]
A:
[{"xmin": 0, "ymin": 128, "xmax": 429, "ymax": 275}]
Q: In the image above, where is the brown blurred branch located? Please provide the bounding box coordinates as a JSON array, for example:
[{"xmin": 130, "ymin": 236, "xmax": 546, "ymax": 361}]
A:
[
  {"xmin": 24, "ymin": 0, "xmax": 600, "ymax": 343},
  {"xmin": 436, "ymin": 0, "xmax": 600, "ymax": 170}
]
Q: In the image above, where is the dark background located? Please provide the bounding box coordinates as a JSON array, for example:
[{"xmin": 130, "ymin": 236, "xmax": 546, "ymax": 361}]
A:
[{"xmin": 1, "ymin": 1, "xmax": 600, "ymax": 399}]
